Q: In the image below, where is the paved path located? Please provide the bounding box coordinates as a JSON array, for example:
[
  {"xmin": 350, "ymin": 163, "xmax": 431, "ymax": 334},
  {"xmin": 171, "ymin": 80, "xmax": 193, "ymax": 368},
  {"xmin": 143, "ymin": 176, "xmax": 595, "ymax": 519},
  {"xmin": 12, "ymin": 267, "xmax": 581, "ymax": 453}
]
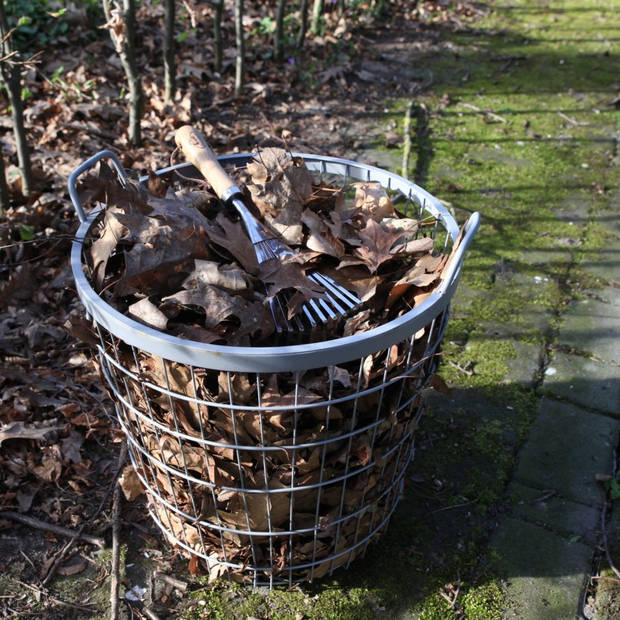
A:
[
  {"xmin": 383, "ymin": 0, "xmax": 620, "ymax": 616},
  {"xmin": 490, "ymin": 277, "xmax": 620, "ymax": 619}
]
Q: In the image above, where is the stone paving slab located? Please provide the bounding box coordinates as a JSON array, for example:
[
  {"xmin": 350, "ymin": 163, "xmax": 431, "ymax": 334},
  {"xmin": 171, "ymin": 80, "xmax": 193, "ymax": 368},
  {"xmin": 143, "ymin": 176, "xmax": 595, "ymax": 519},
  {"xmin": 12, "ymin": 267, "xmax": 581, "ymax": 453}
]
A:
[
  {"xmin": 507, "ymin": 480, "xmax": 601, "ymax": 546},
  {"xmin": 504, "ymin": 341, "xmax": 543, "ymax": 388},
  {"xmin": 581, "ymin": 249, "xmax": 620, "ymax": 284},
  {"xmin": 544, "ymin": 353, "xmax": 620, "ymax": 416},
  {"xmin": 557, "ymin": 294, "xmax": 620, "ymax": 365},
  {"xmin": 512, "ymin": 398, "xmax": 619, "ymax": 507},
  {"xmin": 544, "ymin": 351, "xmax": 620, "ymax": 416},
  {"xmin": 595, "ymin": 285, "xmax": 620, "ymax": 308},
  {"xmin": 490, "ymin": 517, "xmax": 591, "ymax": 620}
]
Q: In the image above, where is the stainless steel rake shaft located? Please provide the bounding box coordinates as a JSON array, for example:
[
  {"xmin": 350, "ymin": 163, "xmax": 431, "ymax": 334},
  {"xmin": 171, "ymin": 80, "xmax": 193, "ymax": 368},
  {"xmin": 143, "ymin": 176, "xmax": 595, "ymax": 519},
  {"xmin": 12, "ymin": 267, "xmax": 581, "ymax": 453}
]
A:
[{"xmin": 175, "ymin": 126, "xmax": 362, "ymax": 333}]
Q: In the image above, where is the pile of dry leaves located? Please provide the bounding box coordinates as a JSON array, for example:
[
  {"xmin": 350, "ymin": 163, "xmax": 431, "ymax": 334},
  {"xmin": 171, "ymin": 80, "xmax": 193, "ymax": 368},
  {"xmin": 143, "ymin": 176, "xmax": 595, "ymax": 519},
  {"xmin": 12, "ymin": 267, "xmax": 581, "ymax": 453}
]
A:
[
  {"xmin": 77, "ymin": 148, "xmax": 454, "ymax": 582},
  {"xmin": 84, "ymin": 148, "xmax": 448, "ymax": 346}
]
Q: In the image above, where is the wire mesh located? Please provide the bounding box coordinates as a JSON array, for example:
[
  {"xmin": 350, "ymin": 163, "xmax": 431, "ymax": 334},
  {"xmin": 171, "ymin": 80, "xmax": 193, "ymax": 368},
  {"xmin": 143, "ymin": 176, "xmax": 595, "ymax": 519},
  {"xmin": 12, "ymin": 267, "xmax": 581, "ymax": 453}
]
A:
[
  {"xmin": 69, "ymin": 152, "xmax": 478, "ymax": 586},
  {"xmin": 97, "ymin": 308, "xmax": 447, "ymax": 586}
]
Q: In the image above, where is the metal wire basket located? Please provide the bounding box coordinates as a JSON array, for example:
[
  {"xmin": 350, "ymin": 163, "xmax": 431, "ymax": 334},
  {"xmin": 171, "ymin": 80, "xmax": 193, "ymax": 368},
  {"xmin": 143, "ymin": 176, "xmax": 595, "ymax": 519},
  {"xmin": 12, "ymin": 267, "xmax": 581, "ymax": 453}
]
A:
[{"xmin": 68, "ymin": 150, "xmax": 479, "ymax": 587}]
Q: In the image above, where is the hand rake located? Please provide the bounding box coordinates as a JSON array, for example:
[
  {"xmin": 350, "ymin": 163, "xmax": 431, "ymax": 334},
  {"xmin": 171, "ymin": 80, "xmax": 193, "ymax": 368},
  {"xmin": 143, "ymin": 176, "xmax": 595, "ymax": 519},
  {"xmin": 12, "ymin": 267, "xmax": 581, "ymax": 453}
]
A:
[{"xmin": 175, "ymin": 126, "xmax": 362, "ymax": 334}]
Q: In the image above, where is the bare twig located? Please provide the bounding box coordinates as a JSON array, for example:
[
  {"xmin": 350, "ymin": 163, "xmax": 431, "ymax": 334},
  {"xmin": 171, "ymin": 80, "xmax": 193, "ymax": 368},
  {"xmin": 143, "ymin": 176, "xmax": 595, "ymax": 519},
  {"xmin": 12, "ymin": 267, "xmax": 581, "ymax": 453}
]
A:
[
  {"xmin": 0, "ymin": 511, "xmax": 105, "ymax": 548},
  {"xmin": 591, "ymin": 575, "xmax": 620, "ymax": 584},
  {"xmin": 531, "ymin": 489, "xmax": 556, "ymax": 503},
  {"xmin": 558, "ymin": 111, "xmax": 589, "ymax": 127},
  {"xmin": 457, "ymin": 101, "xmax": 507, "ymax": 123},
  {"xmin": 401, "ymin": 100, "xmax": 414, "ymax": 178},
  {"xmin": 110, "ymin": 458, "xmax": 124, "ymax": 620},
  {"xmin": 12, "ymin": 579, "xmax": 96, "ymax": 613},
  {"xmin": 601, "ymin": 501, "xmax": 620, "ymax": 579},
  {"xmin": 142, "ymin": 607, "xmax": 161, "ymax": 620},
  {"xmin": 428, "ymin": 500, "xmax": 474, "ymax": 514},
  {"xmin": 448, "ymin": 360, "xmax": 475, "ymax": 376},
  {"xmin": 41, "ymin": 441, "xmax": 127, "ymax": 586},
  {"xmin": 438, "ymin": 590, "xmax": 454, "ymax": 605},
  {"xmin": 154, "ymin": 572, "xmax": 188, "ymax": 593}
]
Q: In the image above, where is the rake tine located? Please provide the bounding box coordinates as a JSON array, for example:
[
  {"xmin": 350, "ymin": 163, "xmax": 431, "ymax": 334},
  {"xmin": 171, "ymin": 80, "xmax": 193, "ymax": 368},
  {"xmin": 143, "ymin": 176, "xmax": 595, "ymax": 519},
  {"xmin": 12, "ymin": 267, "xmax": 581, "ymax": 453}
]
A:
[
  {"xmin": 268, "ymin": 298, "xmax": 284, "ymax": 334},
  {"xmin": 291, "ymin": 309, "xmax": 306, "ymax": 332},
  {"xmin": 309, "ymin": 273, "xmax": 361, "ymax": 308},
  {"xmin": 300, "ymin": 303, "xmax": 318, "ymax": 328},
  {"xmin": 272, "ymin": 295, "xmax": 294, "ymax": 333},
  {"xmin": 319, "ymin": 291, "xmax": 346, "ymax": 317},
  {"xmin": 316, "ymin": 295, "xmax": 340, "ymax": 320},
  {"xmin": 281, "ymin": 291, "xmax": 307, "ymax": 332}
]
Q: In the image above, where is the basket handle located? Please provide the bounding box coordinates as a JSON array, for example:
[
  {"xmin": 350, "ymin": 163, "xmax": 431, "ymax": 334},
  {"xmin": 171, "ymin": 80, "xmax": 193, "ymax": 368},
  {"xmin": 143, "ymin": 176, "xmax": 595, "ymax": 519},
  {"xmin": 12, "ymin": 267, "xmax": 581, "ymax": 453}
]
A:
[
  {"xmin": 67, "ymin": 150, "xmax": 128, "ymax": 223},
  {"xmin": 436, "ymin": 212, "xmax": 480, "ymax": 295}
]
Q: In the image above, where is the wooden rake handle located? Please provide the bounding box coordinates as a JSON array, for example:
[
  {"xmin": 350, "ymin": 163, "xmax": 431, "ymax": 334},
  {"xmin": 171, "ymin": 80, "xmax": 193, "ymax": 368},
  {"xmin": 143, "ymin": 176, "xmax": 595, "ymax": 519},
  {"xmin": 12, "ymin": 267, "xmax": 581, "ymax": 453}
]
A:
[{"xmin": 174, "ymin": 126, "xmax": 237, "ymax": 199}]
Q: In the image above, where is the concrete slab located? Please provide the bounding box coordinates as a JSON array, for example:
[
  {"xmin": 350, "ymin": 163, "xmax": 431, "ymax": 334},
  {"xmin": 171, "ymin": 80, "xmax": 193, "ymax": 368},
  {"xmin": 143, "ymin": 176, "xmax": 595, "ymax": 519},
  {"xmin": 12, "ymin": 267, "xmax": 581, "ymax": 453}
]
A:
[
  {"xmin": 579, "ymin": 206, "xmax": 620, "ymax": 283},
  {"xmin": 543, "ymin": 352, "xmax": 620, "ymax": 417},
  {"xmin": 479, "ymin": 308, "xmax": 552, "ymax": 340},
  {"xmin": 512, "ymin": 398, "xmax": 618, "ymax": 507},
  {"xmin": 507, "ymin": 480, "xmax": 601, "ymax": 545},
  {"xmin": 580, "ymin": 248, "xmax": 620, "ymax": 284},
  {"xmin": 504, "ymin": 341, "xmax": 543, "ymax": 388},
  {"xmin": 490, "ymin": 517, "xmax": 591, "ymax": 620},
  {"xmin": 520, "ymin": 247, "xmax": 574, "ymax": 270},
  {"xmin": 594, "ymin": 286, "xmax": 620, "ymax": 308},
  {"xmin": 557, "ymin": 295, "xmax": 620, "ymax": 365}
]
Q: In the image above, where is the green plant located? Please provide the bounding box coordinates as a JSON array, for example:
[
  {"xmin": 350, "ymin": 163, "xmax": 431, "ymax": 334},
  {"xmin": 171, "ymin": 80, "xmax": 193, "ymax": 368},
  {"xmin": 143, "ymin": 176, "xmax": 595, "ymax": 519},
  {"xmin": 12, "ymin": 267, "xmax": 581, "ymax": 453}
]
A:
[
  {"xmin": 48, "ymin": 65, "xmax": 96, "ymax": 101},
  {"xmin": 253, "ymin": 16, "xmax": 276, "ymax": 36},
  {"xmin": 605, "ymin": 476, "xmax": 620, "ymax": 501},
  {"xmin": 5, "ymin": 0, "xmax": 103, "ymax": 51},
  {"xmin": 177, "ymin": 28, "xmax": 196, "ymax": 44}
]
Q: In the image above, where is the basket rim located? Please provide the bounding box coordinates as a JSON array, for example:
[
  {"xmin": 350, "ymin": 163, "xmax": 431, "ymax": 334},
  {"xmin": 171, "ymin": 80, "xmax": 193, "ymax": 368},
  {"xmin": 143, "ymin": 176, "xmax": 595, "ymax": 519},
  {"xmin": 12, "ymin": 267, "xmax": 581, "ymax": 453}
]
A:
[{"xmin": 70, "ymin": 152, "xmax": 478, "ymax": 372}]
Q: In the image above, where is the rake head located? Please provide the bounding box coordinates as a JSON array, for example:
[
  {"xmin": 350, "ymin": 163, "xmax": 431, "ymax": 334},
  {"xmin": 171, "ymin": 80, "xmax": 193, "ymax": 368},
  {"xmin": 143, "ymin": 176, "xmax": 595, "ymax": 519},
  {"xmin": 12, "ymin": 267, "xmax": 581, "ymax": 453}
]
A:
[{"xmin": 254, "ymin": 237, "xmax": 363, "ymax": 334}]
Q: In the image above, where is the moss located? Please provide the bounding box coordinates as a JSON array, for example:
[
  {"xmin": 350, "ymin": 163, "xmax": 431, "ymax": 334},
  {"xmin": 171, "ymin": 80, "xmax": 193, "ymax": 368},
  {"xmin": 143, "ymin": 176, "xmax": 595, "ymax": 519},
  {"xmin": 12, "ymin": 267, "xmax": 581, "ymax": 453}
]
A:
[
  {"xmin": 461, "ymin": 582, "xmax": 505, "ymax": 619},
  {"xmin": 51, "ymin": 546, "xmax": 126, "ymax": 619},
  {"xmin": 184, "ymin": 581, "xmax": 380, "ymax": 620},
  {"xmin": 592, "ymin": 568, "xmax": 620, "ymax": 620}
]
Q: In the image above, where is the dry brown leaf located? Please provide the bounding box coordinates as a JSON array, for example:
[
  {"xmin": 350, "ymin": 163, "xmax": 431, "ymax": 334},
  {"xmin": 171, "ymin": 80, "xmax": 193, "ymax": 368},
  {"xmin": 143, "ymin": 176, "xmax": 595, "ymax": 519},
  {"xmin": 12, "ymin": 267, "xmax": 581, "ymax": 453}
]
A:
[
  {"xmin": 90, "ymin": 207, "xmax": 126, "ymax": 288},
  {"xmin": 386, "ymin": 261, "xmax": 441, "ymax": 308},
  {"xmin": 245, "ymin": 148, "xmax": 313, "ymax": 224},
  {"xmin": 353, "ymin": 182, "xmax": 395, "ymax": 221},
  {"xmin": 29, "ymin": 446, "xmax": 63, "ymax": 482},
  {"xmin": 353, "ymin": 218, "xmax": 408, "ymax": 272},
  {"xmin": 391, "ymin": 235, "xmax": 434, "ymax": 256},
  {"xmin": 128, "ymin": 297, "xmax": 169, "ymax": 330},
  {"xmin": 61, "ymin": 431, "xmax": 83, "ymax": 463},
  {"xmin": 301, "ymin": 209, "xmax": 345, "ymax": 258},
  {"xmin": 0, "ymin": 421, "xmax": 64, "ymax": 446},
  {"xmin": 57, "ymin": 557, "xmax": 88, "ymax": 577},
  {"xmin": 162, "ymin": 282, "xmax": 258, "ymax": 334},
  {"xmin": 182, "ymin": 260, "xmax": 248, "ymax": 293},
  {"xmin": 119, "ymin": 465, "xmax": 145, "ymax": 501}
]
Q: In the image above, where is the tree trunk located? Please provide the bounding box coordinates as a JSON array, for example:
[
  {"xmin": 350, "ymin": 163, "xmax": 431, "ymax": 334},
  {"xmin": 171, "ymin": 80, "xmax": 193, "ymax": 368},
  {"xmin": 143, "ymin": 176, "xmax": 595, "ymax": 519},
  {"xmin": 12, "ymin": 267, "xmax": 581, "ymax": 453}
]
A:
[
  {"xmin": 163, "ymin": 0, "xmax": 176, "ymax": 102},
  {"xmin": 310, "ymin": 0, "xmax": 323, "ymax": 36},
  {"xmin": 234, "ymin": 0, "xmax": 244, "ymax": 95},
  {"xmin": 102, "ymin": 0, "xmax": 143, "ymax": 146},
  {"xmin": 213, "ymin": 0, "xmax": 224, "ymax": 73},
  {"xmin": 5, "ymin": 68, "xmax": 33, "ymax": 196},
  {"xmin": 0, "ymin": 0, "xmax": 33, "ymax": 197},
  {"xmin": 297, "ymin": 0, "xmax": 308, "ymax": 50},
  {"xmin": 274, "ymin": 0, "xmax": 286, "ymax": 63},
  {"xmin": 0, "ymin": 151, "xmax": 8, "ymax": 215}
]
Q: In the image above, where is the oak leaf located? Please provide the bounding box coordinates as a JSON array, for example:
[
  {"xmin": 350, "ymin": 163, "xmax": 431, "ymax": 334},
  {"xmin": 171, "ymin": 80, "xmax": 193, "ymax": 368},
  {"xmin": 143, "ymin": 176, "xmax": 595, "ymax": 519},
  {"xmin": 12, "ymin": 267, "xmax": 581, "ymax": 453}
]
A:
[
  {"xmin": 353, "ymin": 182, "xmax": 395, "ymax": 221},
  {"xmin": 353, "ymin": 218, "xmax": 407, "ymax": 272}
]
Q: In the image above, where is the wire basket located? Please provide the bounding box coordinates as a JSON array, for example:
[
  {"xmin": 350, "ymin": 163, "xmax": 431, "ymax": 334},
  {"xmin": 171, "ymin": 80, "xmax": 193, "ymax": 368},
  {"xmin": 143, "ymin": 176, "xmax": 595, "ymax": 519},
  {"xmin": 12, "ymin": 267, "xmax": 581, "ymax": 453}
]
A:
[{"xmin": 68, "ymin": 150, "xmax": 479, "ymax": 587}]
